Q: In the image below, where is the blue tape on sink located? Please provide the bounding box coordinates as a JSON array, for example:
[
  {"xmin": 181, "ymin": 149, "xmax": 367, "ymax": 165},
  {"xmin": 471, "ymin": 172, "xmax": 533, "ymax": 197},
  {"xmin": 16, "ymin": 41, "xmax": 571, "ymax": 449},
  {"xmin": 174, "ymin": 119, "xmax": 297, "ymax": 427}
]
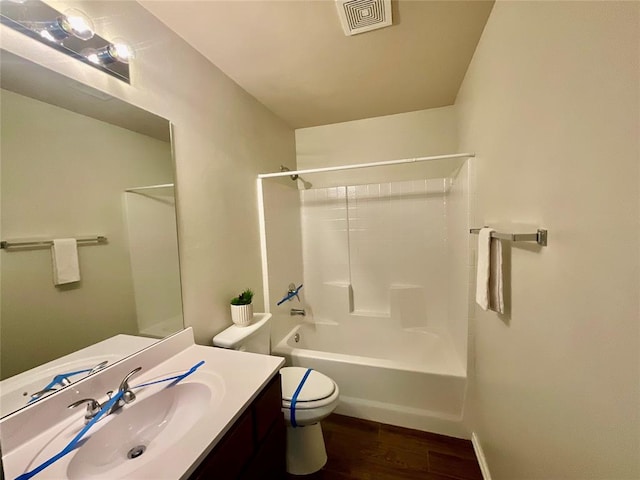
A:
[
  {"xmin": 28, "ymin": 369, "xmax": 93, "ymax": 404},
  {"xmin": 132, "ymin": 360, "xmax": 205, "ymax": 389},
  {"xmin": 15, "ymin": 360, "xmax": 205, "ymax": 480},
  {"xmin": 16, "ymin": 390, "xmax": 124, "ymax": 480}
]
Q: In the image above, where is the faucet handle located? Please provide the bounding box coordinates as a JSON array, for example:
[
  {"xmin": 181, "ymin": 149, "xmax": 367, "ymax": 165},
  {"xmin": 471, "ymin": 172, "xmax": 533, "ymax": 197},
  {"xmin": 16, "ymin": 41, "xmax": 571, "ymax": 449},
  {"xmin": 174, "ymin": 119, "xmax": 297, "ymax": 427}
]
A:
[
  {"xmin": 30, "ymin": 388, "xmax": 57, "ymax": 401},
  {"xmin": 68, "ymin": 398, "xmax": 102, "ymax": 422},
  {"xmin": 288, "ymin": 283, "xmax": 303, "ymax": 302},
  {"xmin": 119, "ymin": 367, "xmax": 142, "ymax": 404},
  {"xmin": 88, "ymin": 360, "xmax": 109, "ymax": 375}
]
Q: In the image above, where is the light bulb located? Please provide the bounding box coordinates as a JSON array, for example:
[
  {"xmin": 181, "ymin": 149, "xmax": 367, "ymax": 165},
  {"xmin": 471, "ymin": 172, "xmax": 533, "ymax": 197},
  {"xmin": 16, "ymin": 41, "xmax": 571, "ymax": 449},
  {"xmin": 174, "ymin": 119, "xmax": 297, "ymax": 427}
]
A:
[
  {"xmin": 58, "ymin": 8, "xmax": 94, "ymax": 41},
  {"xmin": 109, "ymin": 38, "xmax": 135, "ymax": 64},
  {"xmin": 82, "ymin": 39, "xmax": 134, "ymax": 65},
  {"xmin": 35, "ymin": 8, "xmax": 94, "ymax": 42}
]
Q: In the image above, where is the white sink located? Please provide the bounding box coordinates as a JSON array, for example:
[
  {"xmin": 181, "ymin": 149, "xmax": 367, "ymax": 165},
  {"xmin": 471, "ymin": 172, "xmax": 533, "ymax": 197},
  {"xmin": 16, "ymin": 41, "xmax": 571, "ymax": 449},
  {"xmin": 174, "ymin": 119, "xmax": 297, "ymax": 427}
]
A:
[
  {"xmin": 22, "ymin": 370, "xmax": 224, "ymax": 480},
  {"xmin": 66, "ymin": 382, "xmax": 212, "ymax": 479},
  {"xmin": 1, "ymin": 329, "xmax": 284, "ymax": 480}
]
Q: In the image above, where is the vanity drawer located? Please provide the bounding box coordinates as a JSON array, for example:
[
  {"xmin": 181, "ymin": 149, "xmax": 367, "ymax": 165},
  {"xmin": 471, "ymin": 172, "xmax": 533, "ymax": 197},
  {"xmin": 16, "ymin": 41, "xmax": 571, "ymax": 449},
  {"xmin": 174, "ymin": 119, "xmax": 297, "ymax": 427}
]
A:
[
  {"xmin": 188, "ymin": 373, "xmax": 284, "ymax": 480},
  {"xmin": 190, "ymin": 409, "xmax": 254, "ymax": 480},
  {"xmin": 240, "ymin": 417, "xmax": 286, "ymax": 480},
  {"xmin": 253, "ymin": 373, "xmax": 282, "ymax": 443}
]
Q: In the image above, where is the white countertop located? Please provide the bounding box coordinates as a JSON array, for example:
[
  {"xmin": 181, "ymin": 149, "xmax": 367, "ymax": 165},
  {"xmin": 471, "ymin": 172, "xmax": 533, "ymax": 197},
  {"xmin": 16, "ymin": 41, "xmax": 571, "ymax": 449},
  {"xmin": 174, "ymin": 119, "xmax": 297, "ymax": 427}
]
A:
[{"xmin": 0, "ymin": 328, "xmax": 285, "ymax": 480}]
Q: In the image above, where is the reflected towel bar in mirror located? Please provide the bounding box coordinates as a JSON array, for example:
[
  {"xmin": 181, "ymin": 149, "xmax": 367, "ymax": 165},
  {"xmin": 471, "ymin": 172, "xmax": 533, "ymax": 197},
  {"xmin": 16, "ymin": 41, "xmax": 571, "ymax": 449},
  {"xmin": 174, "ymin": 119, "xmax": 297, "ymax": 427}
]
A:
[
  {"xmin": 1, "ymin": 236, "xmax": 107, "ymax": 250},
  {"xmin": 469, "ymin": 228, "xmax": 547, "ymax": 246}
]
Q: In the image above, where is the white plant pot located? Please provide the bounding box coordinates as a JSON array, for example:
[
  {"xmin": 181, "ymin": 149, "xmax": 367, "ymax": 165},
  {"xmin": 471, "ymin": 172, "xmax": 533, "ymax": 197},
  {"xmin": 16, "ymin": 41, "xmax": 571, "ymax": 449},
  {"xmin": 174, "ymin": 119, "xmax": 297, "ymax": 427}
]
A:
[{"xmin": 230, "ymin": 303, "xmax": 253, "ymax": 327}]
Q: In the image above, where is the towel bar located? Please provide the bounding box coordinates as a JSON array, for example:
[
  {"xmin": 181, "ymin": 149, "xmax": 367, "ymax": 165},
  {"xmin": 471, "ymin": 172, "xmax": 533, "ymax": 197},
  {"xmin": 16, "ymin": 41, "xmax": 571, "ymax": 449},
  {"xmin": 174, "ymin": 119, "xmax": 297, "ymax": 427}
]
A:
[
  {"xmin": 1, "ymin": 236, "xmax": 107, "ymax": 249},
  {"xmin": 469, "ymin": 228, "xmax": 547, "ymax": 247}
]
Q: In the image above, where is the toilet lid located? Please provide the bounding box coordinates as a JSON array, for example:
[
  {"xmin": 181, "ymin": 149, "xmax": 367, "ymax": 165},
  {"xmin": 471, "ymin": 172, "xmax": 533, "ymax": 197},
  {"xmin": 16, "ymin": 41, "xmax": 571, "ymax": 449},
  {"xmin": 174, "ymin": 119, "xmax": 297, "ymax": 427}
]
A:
[{"xmin": 281, "ymin": 367, "xmax": 335, "ymax": 402}]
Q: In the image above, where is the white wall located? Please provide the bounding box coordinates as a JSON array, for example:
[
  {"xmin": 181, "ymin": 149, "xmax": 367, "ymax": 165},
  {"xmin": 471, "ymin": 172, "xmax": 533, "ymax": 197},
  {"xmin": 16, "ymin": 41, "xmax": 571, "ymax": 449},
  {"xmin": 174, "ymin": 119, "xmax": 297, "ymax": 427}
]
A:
[
  {"xmin": 1, "ymin": 0, "xmax": 296, "ymax": 346},
  {"xmin": 456, "ymin": 2, "xmax": 639, "ymax": 478}
]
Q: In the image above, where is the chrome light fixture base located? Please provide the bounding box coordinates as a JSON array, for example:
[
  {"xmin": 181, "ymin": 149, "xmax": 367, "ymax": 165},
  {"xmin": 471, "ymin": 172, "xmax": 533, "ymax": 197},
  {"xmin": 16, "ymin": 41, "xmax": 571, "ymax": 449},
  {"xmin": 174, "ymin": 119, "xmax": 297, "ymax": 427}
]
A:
[{"xmin": 0, "ymin": 0, "xmax": 131, "ymax": 83}]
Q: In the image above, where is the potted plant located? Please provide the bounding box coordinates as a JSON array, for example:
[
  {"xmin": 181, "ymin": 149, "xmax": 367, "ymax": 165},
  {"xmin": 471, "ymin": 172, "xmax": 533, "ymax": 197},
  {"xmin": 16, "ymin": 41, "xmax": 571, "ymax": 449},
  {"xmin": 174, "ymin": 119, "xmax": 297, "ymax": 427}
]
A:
[{"xmin": 230, "ymin": 288, "xmax": 254, "ymax": 327}]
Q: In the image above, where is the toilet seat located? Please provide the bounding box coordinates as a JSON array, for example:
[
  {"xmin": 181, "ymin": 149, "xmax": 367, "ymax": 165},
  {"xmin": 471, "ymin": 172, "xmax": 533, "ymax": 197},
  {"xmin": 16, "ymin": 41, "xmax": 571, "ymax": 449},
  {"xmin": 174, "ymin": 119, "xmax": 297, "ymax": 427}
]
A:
[{"xmin": 281, "ymin": 367, "xmax": 337, "ymax": 409}]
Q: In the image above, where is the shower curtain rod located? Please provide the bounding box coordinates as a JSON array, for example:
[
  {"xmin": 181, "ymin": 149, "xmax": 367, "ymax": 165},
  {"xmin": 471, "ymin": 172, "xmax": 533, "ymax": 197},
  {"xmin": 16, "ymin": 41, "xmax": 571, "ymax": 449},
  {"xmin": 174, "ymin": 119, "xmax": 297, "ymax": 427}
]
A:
[
  {"xmin": 125, "ymin": 183, "xmax": 174, "ymax": 192},
  {"xmin": 258, "ymin": 153, "xmax": 475, "ymax": 179}
]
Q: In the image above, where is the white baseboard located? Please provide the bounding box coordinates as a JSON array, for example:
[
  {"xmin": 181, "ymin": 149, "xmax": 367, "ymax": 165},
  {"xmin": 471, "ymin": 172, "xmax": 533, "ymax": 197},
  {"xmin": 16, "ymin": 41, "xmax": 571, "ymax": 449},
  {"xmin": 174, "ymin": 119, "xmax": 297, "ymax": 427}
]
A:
[{"xmin": 471, "ymin": 432, "xmax": 492, "ymax": 480}]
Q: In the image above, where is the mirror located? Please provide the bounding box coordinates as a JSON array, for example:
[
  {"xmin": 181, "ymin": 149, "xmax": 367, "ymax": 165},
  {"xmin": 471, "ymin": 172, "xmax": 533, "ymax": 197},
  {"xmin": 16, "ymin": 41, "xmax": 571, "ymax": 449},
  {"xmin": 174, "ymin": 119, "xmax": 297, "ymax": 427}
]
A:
[{"xmin": 0, "ymin": 50, "xmax": 184, "ymax": 417}]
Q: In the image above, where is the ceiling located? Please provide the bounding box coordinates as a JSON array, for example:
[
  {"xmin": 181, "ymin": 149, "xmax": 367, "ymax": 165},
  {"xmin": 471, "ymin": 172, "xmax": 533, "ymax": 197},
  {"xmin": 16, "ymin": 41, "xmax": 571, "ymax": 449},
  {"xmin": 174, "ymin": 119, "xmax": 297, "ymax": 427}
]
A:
[{"xmin": 141, "ymin": 0, "xmax": 494, "ymax": 129}]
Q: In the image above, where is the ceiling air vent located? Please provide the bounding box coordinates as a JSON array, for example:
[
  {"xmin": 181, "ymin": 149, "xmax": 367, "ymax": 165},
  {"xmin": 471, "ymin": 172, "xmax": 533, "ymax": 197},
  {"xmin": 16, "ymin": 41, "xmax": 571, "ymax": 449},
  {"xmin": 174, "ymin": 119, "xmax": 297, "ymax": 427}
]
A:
[{"xmin": 335, "ymin": 0, "xmax": 392, "ymax": 36}]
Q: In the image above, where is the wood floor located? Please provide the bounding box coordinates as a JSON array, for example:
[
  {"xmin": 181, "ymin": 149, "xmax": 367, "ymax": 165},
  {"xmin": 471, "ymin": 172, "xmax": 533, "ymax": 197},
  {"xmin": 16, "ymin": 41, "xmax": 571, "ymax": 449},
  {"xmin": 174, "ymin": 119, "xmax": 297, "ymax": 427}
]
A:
[{"xmin": 287, "ymin": 414, "xmax": 483, "ymax": 480}]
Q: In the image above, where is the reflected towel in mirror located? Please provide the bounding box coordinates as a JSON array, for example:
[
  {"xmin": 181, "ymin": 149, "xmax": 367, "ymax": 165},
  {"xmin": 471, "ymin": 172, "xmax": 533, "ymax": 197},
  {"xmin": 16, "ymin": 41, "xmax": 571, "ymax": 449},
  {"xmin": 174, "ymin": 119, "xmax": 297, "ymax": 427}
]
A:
[{"xmin": 52, "ymin": 238, "xmax": 80, "ymax": 285}]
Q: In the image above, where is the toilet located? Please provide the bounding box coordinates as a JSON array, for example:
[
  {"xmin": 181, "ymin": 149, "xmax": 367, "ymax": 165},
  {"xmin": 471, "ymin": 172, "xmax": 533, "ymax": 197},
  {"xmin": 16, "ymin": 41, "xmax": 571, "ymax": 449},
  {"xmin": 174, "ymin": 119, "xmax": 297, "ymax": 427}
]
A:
[{"xmin": 212, "ymin": 313, "xmax": 340, "ymax": 475}]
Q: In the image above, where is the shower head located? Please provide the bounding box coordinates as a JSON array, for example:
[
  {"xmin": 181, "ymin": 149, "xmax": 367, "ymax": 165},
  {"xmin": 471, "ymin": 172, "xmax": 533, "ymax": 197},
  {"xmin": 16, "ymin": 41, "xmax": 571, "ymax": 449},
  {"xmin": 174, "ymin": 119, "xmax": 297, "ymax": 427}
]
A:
[{"xmin": 280, "ymin": 165, "xmax": 299, "ymax": 181}]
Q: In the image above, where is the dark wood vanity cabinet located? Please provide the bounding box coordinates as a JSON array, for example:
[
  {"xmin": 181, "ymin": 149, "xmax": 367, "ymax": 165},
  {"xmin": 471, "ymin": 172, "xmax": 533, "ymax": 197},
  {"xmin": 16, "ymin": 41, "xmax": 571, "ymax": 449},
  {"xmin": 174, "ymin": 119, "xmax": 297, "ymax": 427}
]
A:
[{"xmin": 189, "ymin": 374, "xmax": 285, "ymax": 480}]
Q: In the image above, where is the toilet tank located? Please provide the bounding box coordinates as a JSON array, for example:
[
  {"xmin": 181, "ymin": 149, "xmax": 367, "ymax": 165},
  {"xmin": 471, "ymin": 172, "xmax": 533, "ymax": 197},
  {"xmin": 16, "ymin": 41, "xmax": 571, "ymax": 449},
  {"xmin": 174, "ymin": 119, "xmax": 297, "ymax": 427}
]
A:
[{"xmin": 212, "ymin": 313, "xmax": 272, "ymax": 354}]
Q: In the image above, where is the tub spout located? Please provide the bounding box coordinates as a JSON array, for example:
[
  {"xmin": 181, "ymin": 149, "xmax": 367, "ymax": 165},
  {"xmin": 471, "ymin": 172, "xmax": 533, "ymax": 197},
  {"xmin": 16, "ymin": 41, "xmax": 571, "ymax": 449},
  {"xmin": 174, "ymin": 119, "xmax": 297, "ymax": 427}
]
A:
[{"xmin": 290, "ymin": 308, "xmax": 306, "ymax": 316}]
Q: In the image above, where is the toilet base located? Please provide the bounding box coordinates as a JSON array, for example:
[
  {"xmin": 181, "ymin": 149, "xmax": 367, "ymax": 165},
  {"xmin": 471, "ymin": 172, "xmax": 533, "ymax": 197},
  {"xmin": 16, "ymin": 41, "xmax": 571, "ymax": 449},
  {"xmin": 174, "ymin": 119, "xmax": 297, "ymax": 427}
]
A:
[{"xmin": 286, "ymin": 422, "xmax": 327, "ymax": 475}]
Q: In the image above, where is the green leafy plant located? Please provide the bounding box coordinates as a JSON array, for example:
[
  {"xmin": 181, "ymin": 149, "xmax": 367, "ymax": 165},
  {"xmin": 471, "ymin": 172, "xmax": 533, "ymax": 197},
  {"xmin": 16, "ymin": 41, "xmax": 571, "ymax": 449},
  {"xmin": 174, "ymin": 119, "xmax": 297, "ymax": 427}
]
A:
[{"xmin": 230, "ymin": 288, "xmax": 254, "ymax": 306}]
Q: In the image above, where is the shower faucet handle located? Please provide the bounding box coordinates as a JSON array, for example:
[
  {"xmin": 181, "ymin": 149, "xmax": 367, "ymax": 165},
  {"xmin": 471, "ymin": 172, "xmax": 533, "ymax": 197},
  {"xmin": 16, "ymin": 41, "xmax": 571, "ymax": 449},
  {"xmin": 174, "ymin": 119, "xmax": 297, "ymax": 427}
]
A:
[
  {"xmin": 288, "ymin": 283, "xmax": 302, "ymax": 301},
  {"xmin": 277, "ymin": 284, "xmax": 304, "ymax": 306}
]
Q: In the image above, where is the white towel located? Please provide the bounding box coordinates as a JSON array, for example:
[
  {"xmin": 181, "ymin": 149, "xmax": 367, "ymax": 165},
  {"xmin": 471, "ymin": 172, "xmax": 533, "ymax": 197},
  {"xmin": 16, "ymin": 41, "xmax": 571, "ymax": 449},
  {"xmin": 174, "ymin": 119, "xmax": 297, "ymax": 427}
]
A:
[
  {"xmin": 52, "ymin": 239, "xmax": 80, "ymax": 285},
  {"xmin": 475, "ymin": 228, "xmax": 504, "ymax": 313},
  {"xmin": 488, "ymin": 236, "xmax": 504, "ymax": 313}
]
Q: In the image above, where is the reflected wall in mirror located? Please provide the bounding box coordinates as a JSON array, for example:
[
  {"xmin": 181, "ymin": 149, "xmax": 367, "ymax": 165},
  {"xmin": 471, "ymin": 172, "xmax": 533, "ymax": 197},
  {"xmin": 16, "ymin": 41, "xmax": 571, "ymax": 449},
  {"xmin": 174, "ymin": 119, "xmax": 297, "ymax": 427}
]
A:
[{"xmin": 0, "ymin": 50, "xmax": 184, "ymax": 415}]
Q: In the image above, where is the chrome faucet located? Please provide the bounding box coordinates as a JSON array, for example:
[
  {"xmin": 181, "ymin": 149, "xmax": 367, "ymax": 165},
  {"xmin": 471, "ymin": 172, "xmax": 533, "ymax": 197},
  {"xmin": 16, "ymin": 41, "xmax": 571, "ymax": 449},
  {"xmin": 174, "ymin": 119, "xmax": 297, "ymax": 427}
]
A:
[
  {"xmin": 88, "ymin": 360, "xmax": 109, "ymax": 375},
  {"xmin": 30, "ymin": 388, "xmax": 57, "ymax": 401},
  {"xmin": 67, "ymin": 366, "xmax": 142, "ymax": 423},
  {"xmin": 109, "ymin": 366, "xmax": 142, "ymax": 414},
  {"xmin": 290, "ymin": 308, "xmax": 306, "ymax": 316},
  {"xmin": 68, "ymin": 398, "xmax": 103, "ymax": 424}
]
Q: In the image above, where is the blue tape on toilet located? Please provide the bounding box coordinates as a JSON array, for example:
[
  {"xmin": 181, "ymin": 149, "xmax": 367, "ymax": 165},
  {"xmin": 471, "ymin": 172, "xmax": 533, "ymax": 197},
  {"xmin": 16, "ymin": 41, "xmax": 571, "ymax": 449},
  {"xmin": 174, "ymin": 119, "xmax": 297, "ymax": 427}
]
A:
[{"xmin": 290, "ymin": 368, "xmax": 313, "ymax": 428}]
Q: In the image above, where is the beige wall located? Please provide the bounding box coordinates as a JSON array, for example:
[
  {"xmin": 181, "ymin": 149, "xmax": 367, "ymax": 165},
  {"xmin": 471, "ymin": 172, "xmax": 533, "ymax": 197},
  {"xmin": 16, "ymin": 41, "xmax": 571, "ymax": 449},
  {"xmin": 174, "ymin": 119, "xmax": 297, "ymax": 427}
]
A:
[
  {"xmin": 0, "ymin": 89, "xmax": 173, "ymax": 378},
  {"xmin": 1, "ymin": 0, "xmax": 296, "ymax": 347},
  {"xmin": 456, "ymin": 2, "xmax": 639, "ymax": 478},
  {"xmin": 295, "ymin": 106, "xmax": 459, "ymax": 188}
]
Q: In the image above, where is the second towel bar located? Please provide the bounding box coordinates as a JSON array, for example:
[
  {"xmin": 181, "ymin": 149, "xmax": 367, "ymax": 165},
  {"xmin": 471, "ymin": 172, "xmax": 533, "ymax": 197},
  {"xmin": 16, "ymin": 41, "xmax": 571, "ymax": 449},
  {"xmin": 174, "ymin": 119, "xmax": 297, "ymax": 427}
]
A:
[
  {"xmin": 470, "ymin": 228, "xmax": 547, "ymax": 246},
  {"xmin": 1, "ymin": 236, "xmax": 107, "ymax": 250}
]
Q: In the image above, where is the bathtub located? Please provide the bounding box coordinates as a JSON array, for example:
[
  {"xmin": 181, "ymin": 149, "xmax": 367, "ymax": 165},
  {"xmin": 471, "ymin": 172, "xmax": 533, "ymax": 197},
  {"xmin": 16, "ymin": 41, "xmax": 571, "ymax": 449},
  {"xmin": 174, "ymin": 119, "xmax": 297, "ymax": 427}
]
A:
[{"xmin": 272, "ymin": 320, "xmax": 468, "ymax": 437}]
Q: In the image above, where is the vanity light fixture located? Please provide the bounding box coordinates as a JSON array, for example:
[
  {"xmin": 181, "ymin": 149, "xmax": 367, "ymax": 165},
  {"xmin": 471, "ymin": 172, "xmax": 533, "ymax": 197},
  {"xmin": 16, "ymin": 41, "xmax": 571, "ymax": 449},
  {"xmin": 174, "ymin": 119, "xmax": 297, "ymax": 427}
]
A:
[
  {"xmin": 34, "ymin": 8, "xmax": 95, "ymax": 43},
  {"xmin": 83, "ymin": 39, "xmax": 135, "ymax": 65},
  {"xmin": 0, "ymin": 0, "xmax": 132, "ymax": 83}
]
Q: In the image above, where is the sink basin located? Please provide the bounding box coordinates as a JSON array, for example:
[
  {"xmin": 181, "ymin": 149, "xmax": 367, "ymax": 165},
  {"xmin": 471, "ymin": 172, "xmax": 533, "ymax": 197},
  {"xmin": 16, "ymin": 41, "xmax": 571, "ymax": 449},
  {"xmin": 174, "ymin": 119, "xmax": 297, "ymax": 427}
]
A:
[
  {"xmin": 2, "ymin": 335, "xmax": 285, "ymax": 480},
  {"xmin": 64, "ymin": 382, "xmax": 211, "ymax": 479}
]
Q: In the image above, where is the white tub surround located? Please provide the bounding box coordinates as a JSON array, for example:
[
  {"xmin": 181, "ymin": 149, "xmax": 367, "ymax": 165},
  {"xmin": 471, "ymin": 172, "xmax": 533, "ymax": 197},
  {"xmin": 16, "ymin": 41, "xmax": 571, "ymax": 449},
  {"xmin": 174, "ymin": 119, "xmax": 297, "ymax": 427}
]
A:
[
  {"xmin": 1, "ymin": 328, "xmax": 284, "ymax": 480},
  {"xmin": 262, "ymin": 162, "xmax": 473, "ymax": 438}
]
